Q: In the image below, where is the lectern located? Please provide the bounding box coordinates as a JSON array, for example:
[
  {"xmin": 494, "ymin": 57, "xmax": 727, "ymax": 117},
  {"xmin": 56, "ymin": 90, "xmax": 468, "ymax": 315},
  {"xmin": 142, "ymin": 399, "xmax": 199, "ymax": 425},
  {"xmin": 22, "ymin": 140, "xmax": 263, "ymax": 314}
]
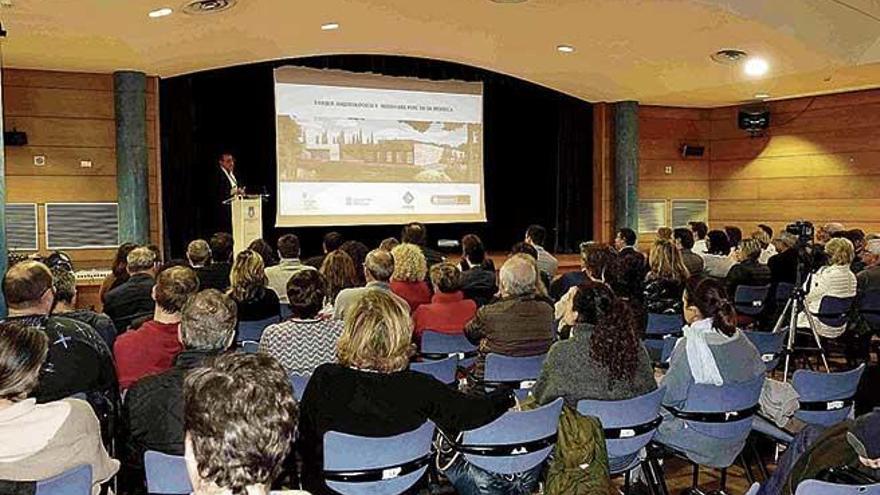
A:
[{"xmin": 229, "ymin": 195, "xmax": 264, "ymax": 255}]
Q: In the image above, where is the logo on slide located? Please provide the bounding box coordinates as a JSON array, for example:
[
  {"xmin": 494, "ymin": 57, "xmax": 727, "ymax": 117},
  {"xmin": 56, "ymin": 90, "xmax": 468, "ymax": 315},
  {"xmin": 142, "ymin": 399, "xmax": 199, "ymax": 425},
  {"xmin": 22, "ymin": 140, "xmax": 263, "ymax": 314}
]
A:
[{"xmin": 403, "ymin": 191, "xmax": 415, "ymax": 204}]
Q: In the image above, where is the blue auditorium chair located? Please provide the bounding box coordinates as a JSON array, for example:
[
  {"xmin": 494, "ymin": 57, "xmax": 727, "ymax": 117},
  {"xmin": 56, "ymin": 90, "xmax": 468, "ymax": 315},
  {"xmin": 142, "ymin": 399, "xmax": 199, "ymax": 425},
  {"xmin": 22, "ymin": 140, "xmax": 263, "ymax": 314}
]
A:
[
  {"xmin": 289, "ymin": 373, "xmax": 310, "ymax": 402},
  {"xmin": 419, "ymin": 331, "xmax": 478, "ymax": 368},
  {"xmin": 236, "ymin": 315, "xmax": 281, "ymax": 343},
  {"xmin": 410, "ymin": 355, "xmax": 458, "ymax": 385},
  {"xmin": 482, "ymin": 353, "xmax": 546, "ymax": 401},
  {"xmin": 735, "ymin": 284, "xmax": 771, "ymax": 317},
  {"xmin": 144, "ymin": 450, "xmax": 192, "ymax": 495},
  {"xmin": 743, "ymin": 329, "xmax": 788, "ymax": 372},
  {"xmin": 35, "ymin": 465, "xmax": 92, "ymax": 495},
  {"xmin": 795, "ymin": 479, "xmax": 880, "ymax": 494},
  {"xmin": 644, "ymin": 313, "xmax": 684, "ymax": 365}
]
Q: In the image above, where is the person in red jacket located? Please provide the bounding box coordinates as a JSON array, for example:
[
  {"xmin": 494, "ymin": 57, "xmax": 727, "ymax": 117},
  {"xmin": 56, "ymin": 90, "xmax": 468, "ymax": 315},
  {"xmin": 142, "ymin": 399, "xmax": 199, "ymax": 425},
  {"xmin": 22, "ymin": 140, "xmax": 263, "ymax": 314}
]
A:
[
  {"xmin": 413, "ymin": 262, "xmax": 477, "ymax": 340},
  {"xmin": 389, "ymin": 243, "xmax": 432, "ymax": 312},
  {"xmin": 114, "ymin": 266, "xmax": 200, "ymax": 389}
]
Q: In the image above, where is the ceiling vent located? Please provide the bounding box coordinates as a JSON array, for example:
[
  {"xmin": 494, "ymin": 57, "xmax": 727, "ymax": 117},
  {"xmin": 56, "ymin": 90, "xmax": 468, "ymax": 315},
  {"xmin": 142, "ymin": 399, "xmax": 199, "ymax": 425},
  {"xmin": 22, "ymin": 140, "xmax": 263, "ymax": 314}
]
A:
[
  {"xmin": 182, "ymin": 0, "xmax": 236, "ymax": 15},
  {"xmin": 710, "ymin": 49, "xmax": 748, "ymax": 65}
]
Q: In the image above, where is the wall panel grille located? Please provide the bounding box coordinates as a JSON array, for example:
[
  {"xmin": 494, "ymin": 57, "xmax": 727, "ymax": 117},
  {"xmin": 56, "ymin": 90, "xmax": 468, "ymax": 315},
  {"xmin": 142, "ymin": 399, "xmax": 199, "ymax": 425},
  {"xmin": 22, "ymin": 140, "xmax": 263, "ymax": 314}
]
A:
[
  {"xmin": 671, "ymin": 199, "xmax": 709, "ymax": 228},
  {"xmin": 6, "ymin": 204, "xmax": 38, "ymax": 251},
  {"xmin": 638, "ymin": 200, "xmax": 667, "ymax": 233},
  {"xmin": 46, "ymin": 203, "xmax": 118, "ymax": 249}
]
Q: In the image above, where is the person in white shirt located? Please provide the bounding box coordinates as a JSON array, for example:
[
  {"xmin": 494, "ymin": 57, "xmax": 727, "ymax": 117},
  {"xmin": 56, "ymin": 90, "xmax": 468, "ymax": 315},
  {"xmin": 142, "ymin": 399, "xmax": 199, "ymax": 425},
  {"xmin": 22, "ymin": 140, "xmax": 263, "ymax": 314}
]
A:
[
  {"xmin": 752, "ymin": 227, "xmax": 777, "ymax": 264},
  {"xmin": 690, "ymin": 221, "xmax": 709, "ymax": 255},
  {"xmin": 525, "ymin": 224, "xmax": 558, "ymax": 279},
  {"xmin": 799, "ymin": 237, "xmax": 858, "ymax": 338},
  {"xmin": 266, "ymin": 234, "xmax": 315, "ymax": 305},
  {"xmin": 699, "ymin": 230, "xmax": 735, "ymax": 278}
]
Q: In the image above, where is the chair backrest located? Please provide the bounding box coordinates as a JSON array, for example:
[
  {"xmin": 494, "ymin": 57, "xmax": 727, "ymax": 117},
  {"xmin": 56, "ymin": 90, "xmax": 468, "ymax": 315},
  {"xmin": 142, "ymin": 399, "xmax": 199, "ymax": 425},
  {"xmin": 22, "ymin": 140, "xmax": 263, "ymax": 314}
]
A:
[
  {"xmin": 813, "ymin": 296, "xmax": 855, "ymax": 328},
  {"xmin": 289, "ymin": 373, "xmax": 310, "ymax": 402},
  {"xmin": 323, "ymin": 421, "xmax": 436, "ymax": 495},
  {"xmin": 144, "ymin": 451, "xmax": 192, "ymax": 495},
  {"xmin": 792, "ymin": 364, "xmax": 865, "ymax": 426},
  {"xmin": 420, "ymin": 331, "xmax": 477, "ymax": 366},
  {"xmin": 35, "ymin": 465, "xmax": 92, "ymax": 495},
  {"xmin": 646, "ymin": 313, "xmax": 684, "ymax": 336},
  {"xmin": 241, "ymin": 341, "xmax": 260, "ymax": 354},
  {"xmin": 280, "ymin": 304, "xmax": 293, "ymax": 320},
  {"xmin": 483, "ymin": 353, "xmax": 547, "ymax": 400},
  {"xmin": 776, "ymin": 283, "xmax": 794, "ymax": 304},
  {"xmin": 745, "ymin": 482, "xmax": 761, "ymax": 495},
  {"xmin": 675, "ymin": 374, "xmax": 765, "ymax": 441},
  {"xmin": 859, "ymin": 290, "xmax": 880, "ymax": 329},
  {"xmin": 410, "ymin": 356, "xmax": 458, "ymax": 385},
  {"xmin": 743, "ymin": 330, "xmax": 787, "ymax": 372},
  {"xmin": 236, "ymin": 316, "xmax": 281, "ymax": 343},
  {"xmin": 460, "ymin": 398, "xmax": 563, "ymax": 475},
  {"xmin": 795, "ymin": 479, "xmax": 880, "ymax": 494},
  {"xmin": 735, "ymin": 285, "xmax": 771, "ymax": 316},
  {"xmin": 577, "ymin": 387, "xmax": 665, "ymax": 474}
]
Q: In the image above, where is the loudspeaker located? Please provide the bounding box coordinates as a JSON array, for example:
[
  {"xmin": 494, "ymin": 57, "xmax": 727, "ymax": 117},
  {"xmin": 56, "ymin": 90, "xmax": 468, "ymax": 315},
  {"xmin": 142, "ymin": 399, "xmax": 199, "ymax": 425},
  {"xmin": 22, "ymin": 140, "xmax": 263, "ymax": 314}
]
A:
[
  {"xmin": 738, "ymin": 108, "xmax": 770, "ymax": 133},
  {"xmin": 4, "ymin": 129, "xmax": 27, "ymax": 146},
  {"xmin": 680, "ymin": 144, "xmax": 705, "ymax": 158}
]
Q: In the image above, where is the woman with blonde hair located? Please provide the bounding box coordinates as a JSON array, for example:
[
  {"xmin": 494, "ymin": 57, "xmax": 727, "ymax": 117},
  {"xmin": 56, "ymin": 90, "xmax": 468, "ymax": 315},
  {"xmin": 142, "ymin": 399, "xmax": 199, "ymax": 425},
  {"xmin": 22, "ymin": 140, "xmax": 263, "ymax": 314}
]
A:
[
  {"xmin": 297, "ymin": 290, "xmax": 515, "ymax": 494},
  {"xmin": 643, "ymin": 239, "xmax": 690, "ymax": 314},
  {"xmin": 389, "ymin": 243, "xmax": 432, "ymax": 312},
  {"xmin": 228, "ymin": 250, "xmax": 280, "ymax": 322},
  {"xmin": 799, "ymin": 237, "xmax": 857, "ymax": 338}
]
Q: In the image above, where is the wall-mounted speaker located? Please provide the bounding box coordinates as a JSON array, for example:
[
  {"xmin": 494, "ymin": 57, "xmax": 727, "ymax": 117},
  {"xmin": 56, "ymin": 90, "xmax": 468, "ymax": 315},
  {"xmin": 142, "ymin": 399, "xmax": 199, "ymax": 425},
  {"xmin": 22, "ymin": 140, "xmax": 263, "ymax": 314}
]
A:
[
  {"xmin": 738, "ymin": 108, "xmax": 770, "ymax": 134},
  {"xmin": 680, "ymin": 144, "xmax": 705, "ymax": 158},
  {"xmin": 4, "ymin": 129, "xmax": 28, "ymax": 146}
]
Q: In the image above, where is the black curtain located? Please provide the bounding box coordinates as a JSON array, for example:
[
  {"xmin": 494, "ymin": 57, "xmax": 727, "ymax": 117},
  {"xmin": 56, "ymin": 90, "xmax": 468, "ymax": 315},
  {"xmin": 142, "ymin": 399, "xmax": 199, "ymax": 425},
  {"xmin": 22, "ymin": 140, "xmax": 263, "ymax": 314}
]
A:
[{"xmin": 160, "ymin": 55, "xmax": 592, "ymax": 260}]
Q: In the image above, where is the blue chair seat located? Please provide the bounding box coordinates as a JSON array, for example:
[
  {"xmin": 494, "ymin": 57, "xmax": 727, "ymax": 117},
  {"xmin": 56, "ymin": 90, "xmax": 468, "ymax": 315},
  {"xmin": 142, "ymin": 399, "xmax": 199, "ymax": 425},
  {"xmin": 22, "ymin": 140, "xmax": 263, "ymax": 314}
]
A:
[
  {"xmin": 144, "ymin": 451, "xmax": 192, "ymax": 495},
  {"xmin": 482, "ymin": 353, "xmax": 547, "ymax": 401},
  {"xmin": 236, "ymin": 316, "xmax": 281, "ymax": 343},
  {"xmin": 735, "ymin": 285, "xmax": 771, "ymax": 317},
  {"xmin": 420, "ymin": 331, "xmax": 478, "ymax": 368},
  {"xmin": 811, "ymin": 296, "xmax": 855, "ymax": 329},
  {"xmin": 795, "ymin": 479, "xmax": 880, "ymax": 494},
  {"xmin": 742, "ymin": 330, "xmax": 787, "ymax": 372},
  {"xmin": 290, "ymin": 373, "xmax": 310, "ymax": 402},
  {"xmin": 410, "ymin": 356, "xmax": 458, "ymax": 385},
  {"xmin": 859, "ymin": 290, "xmax": 880, "ymax": 331},
  {"xmin": 35, "ymin": 465, "xmax": 92, "ymax": 495}
]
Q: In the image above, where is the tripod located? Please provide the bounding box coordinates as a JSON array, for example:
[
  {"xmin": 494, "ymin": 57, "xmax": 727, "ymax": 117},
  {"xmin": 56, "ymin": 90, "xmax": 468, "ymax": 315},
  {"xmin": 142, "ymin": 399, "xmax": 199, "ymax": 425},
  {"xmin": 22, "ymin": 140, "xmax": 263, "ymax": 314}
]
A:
[{"xmin": 772, "ymin": 245, "xmax": 830, "ymax": 381}]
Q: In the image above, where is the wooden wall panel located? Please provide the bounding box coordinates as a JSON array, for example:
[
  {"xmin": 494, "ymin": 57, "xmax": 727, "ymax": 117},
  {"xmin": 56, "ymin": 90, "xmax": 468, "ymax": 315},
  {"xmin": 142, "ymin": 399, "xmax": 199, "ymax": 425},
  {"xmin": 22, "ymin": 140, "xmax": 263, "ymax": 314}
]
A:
[
  {"xmin": 3, "ymin": 68, "xmax": 161, "ymax": 270},
  {"xmin": 592, "ymin": 102, "xmax": 615, "ymax": 243}
]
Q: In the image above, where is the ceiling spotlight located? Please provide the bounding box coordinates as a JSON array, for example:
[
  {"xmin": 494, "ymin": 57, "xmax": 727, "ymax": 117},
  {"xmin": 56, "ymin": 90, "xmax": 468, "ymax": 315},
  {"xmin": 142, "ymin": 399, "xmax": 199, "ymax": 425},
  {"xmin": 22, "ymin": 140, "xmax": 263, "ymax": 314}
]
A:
[
  {"xmin": 744, "ymin": 57, "xmax": 769, "ymax": 77},
  {"xmin": 754, "ymin": 93, "xmax": 770, "ymax": 99},
  {"xmin": 711, "ymin": 49, "xmax": 748, "ymax": 65},
  {"xmin": 321, "ymin": 22, "xmax": 340, "ymax": 31},
  {"xmin": 148, "ymin": 7, "xmax": 173, "ymax": 18},
  {"xmin": 557, "ymin": 45, "xmax": 575, "ymax": 53}
]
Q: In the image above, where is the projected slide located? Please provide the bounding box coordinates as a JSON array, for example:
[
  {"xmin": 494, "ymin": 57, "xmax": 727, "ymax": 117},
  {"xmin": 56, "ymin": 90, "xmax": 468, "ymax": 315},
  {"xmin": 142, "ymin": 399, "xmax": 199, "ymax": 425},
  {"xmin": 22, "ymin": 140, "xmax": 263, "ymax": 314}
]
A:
[{"xmin": 274, "ymin": 67, "xmax": 485, "ymax": 227}]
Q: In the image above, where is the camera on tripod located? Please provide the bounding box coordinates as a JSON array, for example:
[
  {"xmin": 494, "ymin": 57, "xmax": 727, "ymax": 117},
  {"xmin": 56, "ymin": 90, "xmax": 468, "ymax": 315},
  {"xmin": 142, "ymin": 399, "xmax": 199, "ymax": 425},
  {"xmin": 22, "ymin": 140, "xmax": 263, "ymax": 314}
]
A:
[{"xmin": 785, "ymin": 220, "xmax": 815, "ymax": 247}]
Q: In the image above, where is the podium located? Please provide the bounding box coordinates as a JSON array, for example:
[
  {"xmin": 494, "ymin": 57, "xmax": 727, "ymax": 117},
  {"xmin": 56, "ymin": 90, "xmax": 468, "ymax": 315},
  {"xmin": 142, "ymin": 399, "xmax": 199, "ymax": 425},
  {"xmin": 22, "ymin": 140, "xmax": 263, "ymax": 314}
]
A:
[{"xmin": 229, "ymin": 195, "xmax": 264, "ymax": 255}]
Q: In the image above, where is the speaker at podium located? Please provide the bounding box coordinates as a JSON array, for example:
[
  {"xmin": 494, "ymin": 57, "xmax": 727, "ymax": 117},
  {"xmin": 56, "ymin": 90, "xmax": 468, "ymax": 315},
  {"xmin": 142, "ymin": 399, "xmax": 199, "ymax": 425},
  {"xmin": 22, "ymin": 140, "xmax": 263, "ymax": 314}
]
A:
[{"xmin": 225, "ymin": 194, "xmax": 268, "ymax": 255}]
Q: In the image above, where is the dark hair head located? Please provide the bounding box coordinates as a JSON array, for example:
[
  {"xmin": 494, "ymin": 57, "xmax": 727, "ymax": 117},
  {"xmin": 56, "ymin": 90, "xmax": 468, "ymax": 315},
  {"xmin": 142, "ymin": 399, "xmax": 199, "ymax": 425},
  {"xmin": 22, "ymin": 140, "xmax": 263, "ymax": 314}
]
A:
[
  {"xmin": 378, "ymin": 237, "xmax": 400, "ymax": 252},
  {"xmin": 684, "ymin": 276, "xmax": 737, "ymax": 337},
  {"xmin": 526, "ymin": 225, "xmax": 547, "ymax": 246},
  {"xmin": 572, "ymin": 281, "xmax": 615, "ymax": 324},
  {"xmin": 51, "ymin": 267, "xmax": 77, "ymax": 304},
  {"xmin": 209, "ymin": 232, "xmax": 234, "ymax": 263},
  {"xmin": 462, "ymin": 234, "xmax": 486, "ymax": 264},
  {"xmin": 724, "ymin": 226, "xmax": 743, "ymax": 248},
  {"xmin": 689, "ymin": 222, "xmax": 708, "ymax": 240},
  {"xmin": 706, "ymin": 230, "xmax": 732, "ymax": 256},
  {"xmin": 758, "ymin": 224, "xmax": 774, "ymax": 239},
  {"xmin": 673, "ymin": 228, "xmax": 695, "ymax": 250},
  {"xmin": 276, "ymin": 234, "xmax": 301, "ymax": 259},
  {"xmin": 341, "ymin": 241, "xmax": 370, "ymax": 284},
  {"xmin": 180, "ymin": 289, "xmax": 237, "ymax": 351},
  {"xmin": 580, "ymin": 243, "xmax": 616, "ymax": 279},
  {"xmin": 112, "ymin": 242, "xmax": 139, "ymax": 278},
  {"xmin": 248, "ymin": 239, "xmax": 278, "ymax": 267},
  {"xmin": 184, "ymin": 353, "xmax": 297, "ymax": 495},
  {"xmin": 319, "ymin": 251, "xmax": 357, "ymax": 304},
  {"xmin": 510, "ymin": 241, "xmax": 538, "ymax": 260},
  {"xmin": 287, "ymin": 269, "xmax": 327, "ymax": 319},
  {"xmin": 155, "ymin": 266, "xmax": 200, "ymax": 313},
  {"xmin": 3, "ymin": 261, "xmax": 53, "ymax": 309},
  {"xmin": 578, "ymin": 283, "xmax": 642, "ymax": 387},
  {"xmin": 323, "ymin": 232, "xmax": 345, "ymax": 252},
  {"xmin": 0, "ymin": 321, "xmax": 49, "ymax": 400},
  {"xmin": 400, "ymin": 223, "xmax": 427, "ymax": 246},
  {"xmin": 617, "ymin": 228, "xmax": 637, "ymax": 247}
]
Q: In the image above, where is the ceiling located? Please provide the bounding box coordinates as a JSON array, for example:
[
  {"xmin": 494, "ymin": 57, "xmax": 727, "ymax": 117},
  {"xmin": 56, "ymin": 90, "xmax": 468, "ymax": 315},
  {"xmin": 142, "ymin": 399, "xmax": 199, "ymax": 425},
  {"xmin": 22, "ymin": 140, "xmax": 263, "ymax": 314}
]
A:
[{"xmin": 4, "ymin": 0, "xmax": 880, "ymax": 106}]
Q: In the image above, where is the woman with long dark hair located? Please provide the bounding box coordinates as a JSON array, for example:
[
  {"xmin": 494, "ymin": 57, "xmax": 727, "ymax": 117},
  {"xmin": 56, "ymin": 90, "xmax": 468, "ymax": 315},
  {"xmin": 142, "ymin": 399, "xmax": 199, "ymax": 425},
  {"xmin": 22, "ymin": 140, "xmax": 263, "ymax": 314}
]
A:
[
  {"xmin": 700, "ymin": 230, "xmax": 735, "ymax": 278},
  {"xmin": 99, "ymin": 242, "xmax": 138, "ymax": 303},
  {"xmin": 533, "ymin": 281, "xmax": 656, "ymax": 406}
]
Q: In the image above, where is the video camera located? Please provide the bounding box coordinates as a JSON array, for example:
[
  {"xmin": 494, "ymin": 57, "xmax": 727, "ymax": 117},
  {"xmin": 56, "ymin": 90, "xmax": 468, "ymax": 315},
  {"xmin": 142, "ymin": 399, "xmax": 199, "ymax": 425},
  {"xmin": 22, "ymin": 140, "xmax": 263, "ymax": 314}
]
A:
[{"xmin": 785, "ymin": 220, "xmax": 815, "ymax": 247}]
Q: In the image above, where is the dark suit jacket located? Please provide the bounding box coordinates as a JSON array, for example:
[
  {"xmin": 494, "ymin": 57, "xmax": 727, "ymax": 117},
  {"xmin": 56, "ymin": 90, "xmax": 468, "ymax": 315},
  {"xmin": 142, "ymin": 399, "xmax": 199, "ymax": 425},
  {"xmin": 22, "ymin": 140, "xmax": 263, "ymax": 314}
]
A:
[
  {"xmin": 103, "ymin": 273, "xmax": 156, "ymax": 334},
  {"xmin": 203, "ymin": 166, "xmax": 237, "ymax": 236},
  {"xmin": 195, "ymin": 263, "xmax": 231, "ymax": 292}
]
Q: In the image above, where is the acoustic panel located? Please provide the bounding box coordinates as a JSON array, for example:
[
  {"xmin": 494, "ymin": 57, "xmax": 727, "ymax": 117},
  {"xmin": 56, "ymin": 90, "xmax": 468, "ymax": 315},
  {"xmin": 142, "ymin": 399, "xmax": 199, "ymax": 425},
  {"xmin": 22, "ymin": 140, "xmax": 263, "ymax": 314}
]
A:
[
  {"xmin": 46, "ymin": 203, "xmax": 118, "ymax": 249},
  {"xmin": 671, "ymin": 199, "xmax": 709, "ymax": 228},
  {"xmin": 638, "ymin": 200, "xmax": 667, "ymax": 233},
  {"xmin": 6, "ymin": 203, "xmax": 38, "ymax": 251}
]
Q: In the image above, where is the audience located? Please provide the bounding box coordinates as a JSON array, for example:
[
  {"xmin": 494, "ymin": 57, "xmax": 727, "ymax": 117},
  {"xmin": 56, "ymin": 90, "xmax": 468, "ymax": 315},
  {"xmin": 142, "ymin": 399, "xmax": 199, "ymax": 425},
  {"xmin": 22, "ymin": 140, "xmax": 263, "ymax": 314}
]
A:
[
  {"xmin": 298, "ymin": 290, "xmax": 514, "ymax": 494},
  {"xmin": 700, "ymin": 229, "xmax": 735, "ymax": 278},
  {"xmin": 184, "ymin": 353, "xmax": 302, "ymax": 495},
  {"xmin": 340, "ymin": 240, "xmax": 370, "ymax": 286},
  {"xmin": 196, "ymin": 232, "xmax": 234, "ymax": 292},
  {"xmin": 186, "ymin": 239, "xmax": 212, "ymax": 279},
  {"xmin": 334, "ymin": 249, "xmax": 406, "ymax": 320},
  {"xmin": 120, "ymin": 289, "xmax": 236, "ymax": 491},
  {"xmin": 401, "ymin": 222, "xmax": 444, "ymax": 267},
  {"xmin": 378, "ymin": 237, "xmax": 400, "ymax": 252},
  {"xmin": 727, "ymin": 238, "xmax": 772, "ymax": 297},
  {"xmin": 857, "ymin": 238, "xmax": 880, "ymax": 293},
  {"xmin": 769, "ymin": 232, "xmax": 800, "ymax": 285},
  {"xmin": 674, "ymin": 228, "xmax": 705, "ymax": 277},
  {"xmin": 690, "ymin": 221, "xmax": 709, "ymax": 254},
  {"xmin": 265, "ymin": 234, "xmax": 315, "ymax": 305},
  {"xmin": 724, "ymin": 225, "xmax": 743, "ymax": 252},
  {"xmin": 525, "ymin": 224, "xmax": 558, "ymax": 279},
  {"xmin": 103, "ymin": 246, "xmax": 159, "ymax": 333},
  {"xmin": 389, "ymin": 242, "xmax": 432, "ymax": 312},
  {"xmin": 458, "ymin": 234, "xmax": 497, "ymax": 307},
  {"xmin": 533, "ymin": 282, "xmax": 655, "ymax": 407},
  {"xmin": 551, "ymin": 242, "xmax": 615, "ymax": 301},
  {"xmin": 657, "ymin": 226, "xmax": 673, "ymax": 241},
  {"xmin": 319, "ymin": 249, "xmax": 358, "ymax": 310},
  {"xmin": 99, "ymin": 242, "xmax": 137, "ymax": 303},
  {"xmin": 0, "ymin": 321, "xmax": 118, "ymax": 493},
  {"xmin": 114, "ymin": 265, "xmax": 200, "ymax": 390},
  {"xmin": 656, "ymin": 277, "xmax": 765, "ymax": 468},
  {"xmin": 228, "ymin": 250, "xmax": 280, "ymax": 323},
  {"xmin": 2, "ymin": 261, "xmax": 116, "ymax": 405},
  {"xmin": 304, "ymin": 231, "xmax": 345, "ymax": 269},
  {"xmin": 260, "ymin": 270, "xmax": 344, "ymax": 375},
  {"xmin": 753, "ymin": 228, "xmax": 777, "ymax": 264},
  {"xmin": 465, "ymin": 254, "xmax": 554, "ymax": 383},
  {"xmin": 799, "ymin": 237, "xmax": 857, "ymax": 339},
  {"xmin": 413, "ymin": 262, "xmax": 477, "ymax": 339},
  {"xmin": 51, "ymin": 268, "xmax": 116, "ymax": 348},
  {"xmin": 817, "ymin": 222, "xmax": 846, "ymax": 245},
  {"xmin": 247, "ymin": 238, "xmax": 279, "ymax": 267},
  {"xmin": 845, "ymin": 229, "xmax": 868, "ymax": 274},
  {"xmin": 643, "ymin": 239, "xmax": 690, "ymax": 315},
  {"xmin": 610, "ymin": 227, "xmax": 648, "ymax": 301}
]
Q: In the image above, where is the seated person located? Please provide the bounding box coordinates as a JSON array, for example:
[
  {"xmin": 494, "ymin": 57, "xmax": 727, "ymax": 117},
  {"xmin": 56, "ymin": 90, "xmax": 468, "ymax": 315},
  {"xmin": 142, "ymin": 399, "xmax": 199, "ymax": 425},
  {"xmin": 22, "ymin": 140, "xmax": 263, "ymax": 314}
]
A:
[
  {"xmin": 655, "ymin": 277, "xmax": 765, "ymax": 469},
  {"xmin": 643, "ymin": 239, "xmax": 690, "ymax": 315},
  {"xmin": 2, "ymin": 261, "xmax": 116, "ymax": 406},
  {"xmin": 413, "ymin": 262, "xmax": 477, "ymax": 339},
  {"xmin": 726, "ymin": 238, "xmax": 772, "ymax": 296},
  {"xmin": 192, "ymin": 233, "xmax": 233, "ymax": 292},
  {"xmin": 754, "ymin": 227, "xmax": 777, "ymax": 264},
  {"xmin": 401, "ymin": 222, "xmax": 445, "ymax": 268},
  {"xmin": 533, "ymin": 281, "xmax": 656, "ymax": 407},
  {"xmin": 298, "ymin": 290, "xmax": 515, "ymax": 495},
  {"xmin": 103, "ymin": 246, "xmax": 159, "ymax": 333},
  {"xmin": 265, "ymin": 234, "xmax": 315, "ymax": 305},
  {"xmin": 99, "ymin": 242, "xmax": 138, "ymax": 303},
  {"xmin": 609, "ymin": 228, "xmax": 648, "ymax": 302},
  {"xmin": 550, "ymin": 242, "xmax": 616, "ymax": 301},
  {"xmin": 184, "ymin": 353, "xmax": 306, "ymax": 495},
  {"xmin": 799, "ymin": 237, "xmax": 857, "ymax": 339},
  {"xmin": 768, "ymin": 233, "xmax": 800, "ymax": 286},
  {"xmin": 0, "ymin": 321, "xmax": 118, "ymax": 494},
  {"xmin": 304, "ymin": 231, "xmax": 346, "ymax": 269},
  {"xmin": 260, "ymin": 270, "xmax": 344, "ymax": 375},
  {"xmin": 525, "ymin": 224, "xmax": 558, "ymax": 279},
  {"xmin": 674, "ymin": 228, "xmax": 704, "ymax": 278},
  {"xmin": 389, "ymin": 243, "xmax": 432, "ymax": 312},
  {"xmin": 319, "ymin": 250, "xmax": 358, "ymax": 315},
  {"xmin": 699, "ymin": 230, "xmax": 736, "ymax": 278},
  {"xmin": 458, "ymin": 234, "xmax": 498, "ymax": 307},
  {"xmin": 228, "ymin": 250, "xmax": 280, "ymax": 322},
  {"xmin": 465, "ymin": 254, "xmax": 554, "ymax": 383},
  {"xmin": 120, "ymin": 289, "xmax": 236, "ymax": 493},
  {"xmin": 333, "ymin": 249, "xmax": 407, "ymax": 320},
  {"xmin": 511, "ymin": 242, "xmax": 552, "ymax": 292},
  {"xmin": 857, "ymin": 239, "xmax": 880, "ymax": 293},
  {"xmin": 51, "ymin": 268, "xmax": 117, "ymax": 348},
  {"xmin": 114, "ymin": 266, "xmax": 200, "ymax": 390}
]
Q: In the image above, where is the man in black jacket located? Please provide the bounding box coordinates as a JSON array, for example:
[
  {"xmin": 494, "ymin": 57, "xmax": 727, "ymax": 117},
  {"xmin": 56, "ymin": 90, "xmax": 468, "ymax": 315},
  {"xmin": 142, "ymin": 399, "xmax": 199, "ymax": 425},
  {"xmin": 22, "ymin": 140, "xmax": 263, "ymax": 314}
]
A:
[
  {"xmin": 51, "ymin": 268, "xmax": 117, "ymax": 348},
  {"xmin": 103, "ymin": 246, "xmax": 158, "ymax": 333},
  {"xmin": 120, "ymin": 289, "xmax": 236, "ymax": 493},
  {"xmin": 193, "ymin": 232, "xmax": 234, "ymax": 292}
]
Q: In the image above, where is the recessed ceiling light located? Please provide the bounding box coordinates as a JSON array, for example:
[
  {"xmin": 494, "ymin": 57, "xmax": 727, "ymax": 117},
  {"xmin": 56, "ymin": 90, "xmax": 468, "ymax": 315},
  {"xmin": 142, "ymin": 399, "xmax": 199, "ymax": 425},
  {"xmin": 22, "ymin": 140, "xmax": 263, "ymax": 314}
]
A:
[
  {"xmin": 557, "ymin": 45, "xmax": 575, "ymax": 53},
  {"xmin": 148, "ymin": 7, "xmax": 173, "ymax": 18},
  {"xmin": 754, "ymin": 93, "xmax": 770, "ymax": 99},
  {"xmin": 321, "ymin": 22, "xmax": 340, "ymax": 31},
  {"xmin": 744, "ymin": 57, "xmax": 769, "ymax": 77},
  {"xmin": 711, "ymin": 49, "xmax": 748, "ymax": 65}
]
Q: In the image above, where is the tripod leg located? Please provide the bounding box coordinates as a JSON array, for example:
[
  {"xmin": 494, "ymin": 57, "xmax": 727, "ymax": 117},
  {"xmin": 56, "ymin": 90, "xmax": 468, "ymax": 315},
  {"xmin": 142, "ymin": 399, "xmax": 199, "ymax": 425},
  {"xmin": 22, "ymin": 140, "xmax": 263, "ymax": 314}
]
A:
[
  {"xmin": 783, "ymin": 298, "xmax": 798, "ymax": 382},
  {"xmin": 802, "ymin": 311, "xmax": 830, "ymax": 372}
]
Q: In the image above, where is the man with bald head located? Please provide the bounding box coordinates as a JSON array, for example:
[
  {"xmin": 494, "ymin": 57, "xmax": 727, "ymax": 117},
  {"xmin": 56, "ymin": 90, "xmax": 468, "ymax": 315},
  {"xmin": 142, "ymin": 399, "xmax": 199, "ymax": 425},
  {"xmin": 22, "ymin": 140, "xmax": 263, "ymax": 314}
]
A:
[
  {"xmin": 464, "ymin": 254, "xmax": 554, "ymax": 383},
  {"xmin": 2, "ymin": 260, "xmax": 116, "ymax": 406}
]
